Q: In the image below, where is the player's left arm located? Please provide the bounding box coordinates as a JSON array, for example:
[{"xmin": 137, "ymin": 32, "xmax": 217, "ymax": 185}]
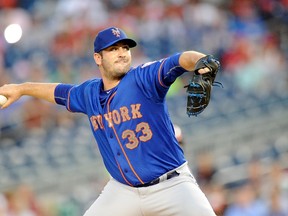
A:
[{"xmin": 179, "ymin": 51, "xmax": 211, "ymax": 74}]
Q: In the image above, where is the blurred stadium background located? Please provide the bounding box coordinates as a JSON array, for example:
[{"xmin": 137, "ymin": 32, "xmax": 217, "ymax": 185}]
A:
[{"xmin": 0, "ymin": 0, "xmax": 288, "ymax": 215}]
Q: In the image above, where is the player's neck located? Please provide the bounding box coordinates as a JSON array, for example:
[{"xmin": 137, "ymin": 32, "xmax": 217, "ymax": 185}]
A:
[{"xmin": 102, "ymin": 79, "xmax": 120, "ymax": 91}]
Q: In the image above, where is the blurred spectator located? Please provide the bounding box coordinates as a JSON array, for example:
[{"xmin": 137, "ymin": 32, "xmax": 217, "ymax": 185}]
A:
[
  {"xmin": 0, "ymin": 193, "xmax": 8, "ymax": 216},
  {"xmin": 264, "ymin": 161, "xmax": 288, "ymax": 216},
  {"xmin": 206, "ymin": 184, "xmax": 228, "ymax": 216},
  {"xmin": 267, "ymin": 185, "xmax": 288, "ymax": 216},
  {"xmin": 4, "ymin": 185, "xmax": 43, "ymax": 216},
  {"xmin": 194, "ymin": 152, "xmax": 217, "ymax": 187},
  {"xmin": 246, "ymin": 158, "xmax": 263, "ymax": 197},
  {"xmin": 21, "ymin": 98, "xmax": 55, "ymax": 132},
  {"xmin": 224, "ymin": 182, "xmax": 269, "ymax": 216}
]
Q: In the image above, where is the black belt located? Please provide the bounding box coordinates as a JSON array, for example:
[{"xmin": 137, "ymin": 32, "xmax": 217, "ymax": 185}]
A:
[{"xmin": 135, "ymin": 170, "xmax": 179, "ymax": 188}]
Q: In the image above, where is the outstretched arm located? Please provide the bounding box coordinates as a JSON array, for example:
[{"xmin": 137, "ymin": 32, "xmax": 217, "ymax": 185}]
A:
[{"xmin": 0, "ymin": 82, "xmax": 59, "ymax": 109}]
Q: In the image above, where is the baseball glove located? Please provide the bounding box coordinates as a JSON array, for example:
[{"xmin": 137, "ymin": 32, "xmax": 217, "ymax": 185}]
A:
[{"xmin": 184, "ymin": 55, "xmax": 222, "ymax": 117}]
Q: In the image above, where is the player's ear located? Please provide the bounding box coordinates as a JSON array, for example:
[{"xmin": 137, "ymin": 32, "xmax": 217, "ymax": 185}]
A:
[{"xmin": 94, "ymin": 52, "xmax": 102, "ymax": 66}]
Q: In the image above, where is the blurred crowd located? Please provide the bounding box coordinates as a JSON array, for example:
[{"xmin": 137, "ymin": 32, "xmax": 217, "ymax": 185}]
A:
[
  {"xmin": 0, "ymin": 0, "xmax": 288, "ymax": 215},
  {"xmin": 193, "ymin": 152, "xmax": 288, "ymax": 216}
]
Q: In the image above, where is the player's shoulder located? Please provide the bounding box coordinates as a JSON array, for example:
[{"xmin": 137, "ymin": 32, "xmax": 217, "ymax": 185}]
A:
[
  {"xmin": 133, "ymin": 53, "xmax": 182, "ymax": 70},
  {"xmin": 129, "ymin": 59, "xmax": 164, "ymax": 75},
  {"xmin": 80, "ymin": 78, "xmax": 101, "ymax": 86},
  {"xmin": 75, "ymin": 78, "xmax": 102, "ymax": 92}
]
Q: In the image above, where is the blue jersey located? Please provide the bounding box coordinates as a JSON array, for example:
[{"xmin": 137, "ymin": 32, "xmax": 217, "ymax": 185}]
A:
[{"xmin": 54, "ymin": 53, "xmax": 187, "ymax": 186}]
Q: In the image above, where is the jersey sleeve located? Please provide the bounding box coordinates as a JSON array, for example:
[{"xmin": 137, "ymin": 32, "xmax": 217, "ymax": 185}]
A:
[
  {"xmin": 54, "ymin": 81, "xmax": 92, "ymax": 114},
  {"xmin": 134, "ymin": 53, "xmax": 187, "ymax": 101},
  {"xmin": 160, "ymin": 53, "xmax": 187, "ymax": 86}
]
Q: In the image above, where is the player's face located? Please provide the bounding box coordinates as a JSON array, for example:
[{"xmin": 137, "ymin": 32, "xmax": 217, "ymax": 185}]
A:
[{"xmin": 96, "ymin": 42, "xmax": 132, "ymax": 81}]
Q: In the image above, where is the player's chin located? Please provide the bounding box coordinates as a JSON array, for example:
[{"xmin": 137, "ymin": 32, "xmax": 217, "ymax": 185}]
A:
[
  {"xmin": 115, "ymin": 63, "xmax": 130, "ymax": 74},
  {"xmin": 112, "ymin": 68, "xmax": 128, "ymax": 79}
]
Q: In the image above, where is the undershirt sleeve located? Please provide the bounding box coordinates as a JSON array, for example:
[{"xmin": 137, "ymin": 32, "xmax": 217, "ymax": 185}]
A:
[{"xmin": 54, "ymin": 84, "xmax": 74, "ymax": 106}]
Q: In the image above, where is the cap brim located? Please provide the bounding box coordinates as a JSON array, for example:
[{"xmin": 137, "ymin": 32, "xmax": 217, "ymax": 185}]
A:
[{"xmin": 99, "ymin": 38, "xmax": 137, "ymax": 52}]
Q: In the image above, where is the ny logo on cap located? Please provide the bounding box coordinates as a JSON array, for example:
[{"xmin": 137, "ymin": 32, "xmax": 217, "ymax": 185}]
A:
[{"xmin": 112, "ymin": 28, "xmax": 121, "ymax": 37}]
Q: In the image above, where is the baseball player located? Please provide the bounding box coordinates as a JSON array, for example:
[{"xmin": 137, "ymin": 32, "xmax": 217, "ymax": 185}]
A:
[{"xmin": 0, "ymin": 27, "xmax": 217, "ymax": 216}]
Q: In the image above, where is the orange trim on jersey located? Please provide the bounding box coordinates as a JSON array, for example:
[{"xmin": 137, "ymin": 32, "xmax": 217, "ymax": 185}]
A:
[
  {"xmin": 107, "ymin": 92, "xmax": 144, "ymax": 185},
  {"xmin": 158, "ymin": 59, "xmax": 168, "ymax": 88},
  {"xmin": 67, "ymin": 88, "xmax": 72, "ymax": 112},
  {"xmin": 107, "ymin": 92, "xmax": 116, "ymax": 111},
  {"xmin": 111, "ymin": 125, "xmax": 144, "ymax": 184},
  {"xmin": 116, "ymin": 161, "xmax": 133, "ymax": 186}
]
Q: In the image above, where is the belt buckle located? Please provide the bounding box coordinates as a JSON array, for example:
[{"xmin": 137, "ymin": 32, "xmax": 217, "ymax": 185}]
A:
[
  {"xmin": 167, "ymin": 170, "xmax": 180, "ymax": 180},
  {"xmin": 148, "ymin": 178, "xmax": 160, "ymax": 186},
  {"xmin": 135, "ymin": 177, "xmax": 160, "ymax": 188},
  {"xmin": 135, "ymin": 170, "xmax": 179, "ymax": 188}
]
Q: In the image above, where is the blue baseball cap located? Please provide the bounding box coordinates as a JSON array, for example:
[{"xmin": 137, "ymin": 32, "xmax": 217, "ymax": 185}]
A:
[{"xmin": 94, "ymin": 27, "xmax": 137, "ymax": 53}]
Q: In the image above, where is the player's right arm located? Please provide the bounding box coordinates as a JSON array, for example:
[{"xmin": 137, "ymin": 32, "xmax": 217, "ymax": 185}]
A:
[{"xmin": 0, "ymin": 82, "xmax": 59, "ymax": 109}]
